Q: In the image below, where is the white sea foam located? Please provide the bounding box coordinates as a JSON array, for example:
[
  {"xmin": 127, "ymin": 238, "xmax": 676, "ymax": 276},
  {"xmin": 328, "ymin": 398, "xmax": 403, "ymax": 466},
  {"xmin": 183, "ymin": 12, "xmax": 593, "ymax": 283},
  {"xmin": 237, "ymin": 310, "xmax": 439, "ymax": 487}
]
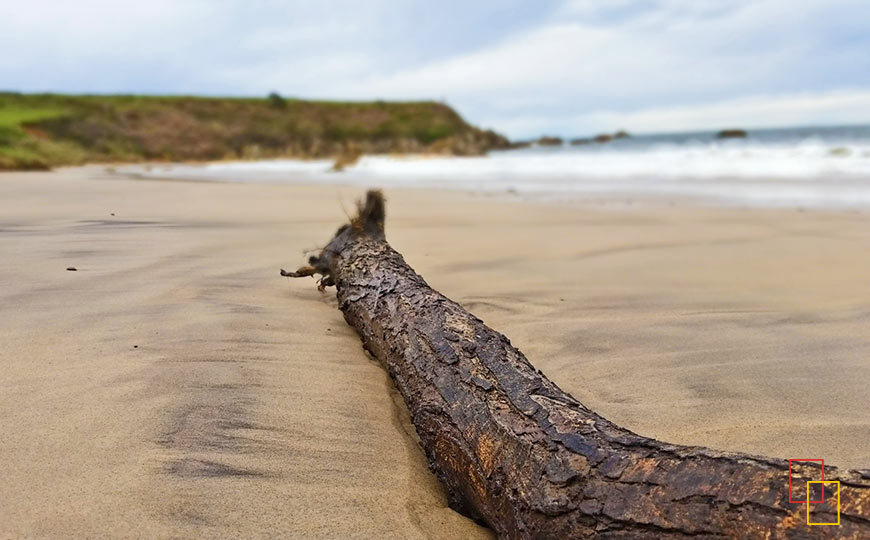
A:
[{"xmin": 122, "ymin": 131, "xmax": 870, "ymax": 209}]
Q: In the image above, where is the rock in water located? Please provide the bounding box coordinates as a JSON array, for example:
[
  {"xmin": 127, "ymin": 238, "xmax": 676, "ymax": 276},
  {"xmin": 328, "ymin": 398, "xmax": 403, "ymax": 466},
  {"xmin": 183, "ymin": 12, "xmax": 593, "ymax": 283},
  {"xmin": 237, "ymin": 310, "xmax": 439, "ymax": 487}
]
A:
[
  {"xmin": 536, "ymin": 136, "xmax": 563, "ymax": 146},
  {"xmin": 717, "ymin": 128, "xmax": 748, "ymax": 138}
]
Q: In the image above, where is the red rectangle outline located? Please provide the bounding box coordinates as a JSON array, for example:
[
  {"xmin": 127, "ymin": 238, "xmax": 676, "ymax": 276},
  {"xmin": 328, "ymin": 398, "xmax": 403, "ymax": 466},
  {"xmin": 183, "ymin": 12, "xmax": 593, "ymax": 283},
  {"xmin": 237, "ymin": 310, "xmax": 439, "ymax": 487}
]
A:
[{"xmin": 789, "ymin": 459, "xmax": 825, "ymax": 503}]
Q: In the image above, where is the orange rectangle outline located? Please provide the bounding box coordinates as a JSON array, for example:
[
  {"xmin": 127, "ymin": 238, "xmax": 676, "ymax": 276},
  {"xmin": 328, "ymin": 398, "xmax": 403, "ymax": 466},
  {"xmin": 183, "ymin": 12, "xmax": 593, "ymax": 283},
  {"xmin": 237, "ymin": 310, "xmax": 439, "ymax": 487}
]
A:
[{"xmin": 806, "ymin": 481, "xmax": 840, "ymax": 526}]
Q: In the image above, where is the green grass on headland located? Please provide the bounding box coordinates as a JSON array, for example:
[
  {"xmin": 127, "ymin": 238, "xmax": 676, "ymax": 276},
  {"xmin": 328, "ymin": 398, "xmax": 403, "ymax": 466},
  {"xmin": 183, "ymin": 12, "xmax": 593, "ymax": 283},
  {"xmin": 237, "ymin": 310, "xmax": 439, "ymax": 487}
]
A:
[
  {"xmin": 0, "ymin": 93, "xmax": 509, "ymax": 170},
  {"xmin": 0, "ymin": 107, "xmax": 70, "ymax": 127}
]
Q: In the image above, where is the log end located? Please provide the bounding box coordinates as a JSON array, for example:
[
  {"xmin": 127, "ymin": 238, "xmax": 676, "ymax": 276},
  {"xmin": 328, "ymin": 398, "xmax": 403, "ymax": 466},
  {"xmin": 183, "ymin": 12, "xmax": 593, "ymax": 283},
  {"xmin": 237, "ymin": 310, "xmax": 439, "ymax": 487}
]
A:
[{"xmin": 281, "ymin": 189, "xmax": 385, "ymax": 291}]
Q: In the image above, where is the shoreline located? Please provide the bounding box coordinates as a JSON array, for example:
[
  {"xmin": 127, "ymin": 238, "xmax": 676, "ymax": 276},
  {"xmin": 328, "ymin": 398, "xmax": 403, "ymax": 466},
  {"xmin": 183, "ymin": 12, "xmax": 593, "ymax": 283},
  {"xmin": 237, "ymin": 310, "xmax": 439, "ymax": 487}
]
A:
[
  {"xmin": 111, "ymin": 158, "xmax": 870, "ymax": 213},
  {"xmin": 2, "ymin": 167, "xmax": 868, "ymax": 538}
]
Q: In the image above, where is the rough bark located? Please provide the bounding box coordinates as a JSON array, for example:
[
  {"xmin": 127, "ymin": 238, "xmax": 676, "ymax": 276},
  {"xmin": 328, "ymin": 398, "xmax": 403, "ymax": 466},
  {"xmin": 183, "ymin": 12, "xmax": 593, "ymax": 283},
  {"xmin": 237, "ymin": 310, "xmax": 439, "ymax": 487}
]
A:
[{"xmin": 284, "ymin": 191, "xmax": 870, "ymax": 539}]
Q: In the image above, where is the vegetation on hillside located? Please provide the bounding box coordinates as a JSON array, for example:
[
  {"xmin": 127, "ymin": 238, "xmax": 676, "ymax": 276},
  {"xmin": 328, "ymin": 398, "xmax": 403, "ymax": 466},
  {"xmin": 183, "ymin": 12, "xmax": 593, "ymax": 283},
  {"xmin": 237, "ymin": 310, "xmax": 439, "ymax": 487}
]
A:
[{"xmin": 0, "ymin": 93, "xmax": 510, "ymax": 170}]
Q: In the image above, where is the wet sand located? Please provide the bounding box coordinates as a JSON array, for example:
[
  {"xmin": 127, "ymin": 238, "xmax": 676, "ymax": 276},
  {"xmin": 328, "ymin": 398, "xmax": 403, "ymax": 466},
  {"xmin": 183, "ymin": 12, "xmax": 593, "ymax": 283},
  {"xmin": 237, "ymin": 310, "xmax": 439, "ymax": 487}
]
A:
[{"xmin": 1, "ymin": 166, "xmax": 868, "ymax": 538}]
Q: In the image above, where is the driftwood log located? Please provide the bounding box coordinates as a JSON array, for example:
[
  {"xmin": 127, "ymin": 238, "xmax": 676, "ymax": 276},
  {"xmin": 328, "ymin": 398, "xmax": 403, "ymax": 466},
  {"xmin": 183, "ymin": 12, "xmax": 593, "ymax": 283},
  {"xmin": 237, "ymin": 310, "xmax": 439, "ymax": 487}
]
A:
[{"xmin": 283, "ymin": 191, "xmax": 870, "ymax": 539}]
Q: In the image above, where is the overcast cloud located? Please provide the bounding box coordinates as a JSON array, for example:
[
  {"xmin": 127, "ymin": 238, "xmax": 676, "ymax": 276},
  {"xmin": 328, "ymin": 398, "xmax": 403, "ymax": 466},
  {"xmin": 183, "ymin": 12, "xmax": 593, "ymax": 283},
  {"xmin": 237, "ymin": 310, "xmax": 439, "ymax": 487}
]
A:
[{"xmin": 1, "ymin": 0, "xmax": 868, "ymax": 137}]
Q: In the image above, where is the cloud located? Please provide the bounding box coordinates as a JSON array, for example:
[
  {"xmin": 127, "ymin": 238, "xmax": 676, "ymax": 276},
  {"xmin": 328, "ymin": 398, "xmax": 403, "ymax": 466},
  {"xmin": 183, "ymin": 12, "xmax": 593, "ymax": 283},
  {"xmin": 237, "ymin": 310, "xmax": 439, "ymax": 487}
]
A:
[
  {"xmin": 0, "ymin": 0, "xmax": 868, "ymax": 136},
  {"xmin": 341, "ymin": 0, "xmax": 870, "ymax": 135}
]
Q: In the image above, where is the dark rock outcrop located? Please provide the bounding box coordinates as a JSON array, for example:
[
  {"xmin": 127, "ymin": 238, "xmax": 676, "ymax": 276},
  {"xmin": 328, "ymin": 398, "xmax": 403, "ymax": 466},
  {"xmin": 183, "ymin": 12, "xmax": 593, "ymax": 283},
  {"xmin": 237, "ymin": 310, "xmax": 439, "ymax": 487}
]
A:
[
  {"xmin": 717, "ymin": 128, "xmax": 748, "ymax": 138},
  {"xmin": 569, "ymin": 138, "xmax": 590, "ymax": 145},
  {"xmin": 536, "ymin": 136, "xmax": 563, "ymax": 146},
  {"xmin": 570, "ymin": 130, "xmax": 630, "ymax": 146}
]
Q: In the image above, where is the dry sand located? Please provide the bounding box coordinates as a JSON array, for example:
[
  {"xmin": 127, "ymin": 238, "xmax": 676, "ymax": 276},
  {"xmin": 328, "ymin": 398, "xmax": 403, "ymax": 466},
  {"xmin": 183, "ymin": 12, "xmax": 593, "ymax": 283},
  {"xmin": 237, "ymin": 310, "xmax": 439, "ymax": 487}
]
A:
[{"xmin": 1, "ymin": 167, "xmax": 868, "ymax": 538}]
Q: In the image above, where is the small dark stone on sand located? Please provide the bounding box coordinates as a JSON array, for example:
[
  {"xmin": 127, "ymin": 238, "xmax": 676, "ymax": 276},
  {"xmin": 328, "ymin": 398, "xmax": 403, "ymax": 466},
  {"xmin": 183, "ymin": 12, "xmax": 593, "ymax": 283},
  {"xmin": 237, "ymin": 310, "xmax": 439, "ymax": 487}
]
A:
[
  {"xmin": 110, "ymin": 213, "xmax": 115, "ymax": 216},
  {"xmin": 133, "ymin": 345, "xmax": 138, "ymax": 349},
  {"xmin": 66, "ymin": 267, "xmax": 77, "ymax": 271}
]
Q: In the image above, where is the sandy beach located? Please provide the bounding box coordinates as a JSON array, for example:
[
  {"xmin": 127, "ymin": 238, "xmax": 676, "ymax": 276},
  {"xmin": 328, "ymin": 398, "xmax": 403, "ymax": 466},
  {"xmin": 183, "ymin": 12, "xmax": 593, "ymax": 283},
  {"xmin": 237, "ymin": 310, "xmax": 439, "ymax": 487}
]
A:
[{"xmin": 1, "ymin": 166, "xmax": 869, "ymax": 539}]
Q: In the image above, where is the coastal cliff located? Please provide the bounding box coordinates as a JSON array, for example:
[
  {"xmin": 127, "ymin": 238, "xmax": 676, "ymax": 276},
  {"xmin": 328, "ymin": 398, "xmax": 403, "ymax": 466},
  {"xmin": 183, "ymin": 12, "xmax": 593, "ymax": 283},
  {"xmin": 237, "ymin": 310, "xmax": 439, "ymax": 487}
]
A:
[{"xmin": 0, "ymin": 93, "xmax": 510, "ymax": 170}]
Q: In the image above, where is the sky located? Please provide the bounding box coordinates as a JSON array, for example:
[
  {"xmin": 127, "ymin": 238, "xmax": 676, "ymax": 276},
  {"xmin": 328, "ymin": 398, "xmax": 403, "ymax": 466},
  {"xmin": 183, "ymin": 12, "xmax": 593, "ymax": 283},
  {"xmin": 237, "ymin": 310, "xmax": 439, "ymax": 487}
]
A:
[{"xmin": 1, "ymin": 0, "xmax": 869, "ymax": 138}]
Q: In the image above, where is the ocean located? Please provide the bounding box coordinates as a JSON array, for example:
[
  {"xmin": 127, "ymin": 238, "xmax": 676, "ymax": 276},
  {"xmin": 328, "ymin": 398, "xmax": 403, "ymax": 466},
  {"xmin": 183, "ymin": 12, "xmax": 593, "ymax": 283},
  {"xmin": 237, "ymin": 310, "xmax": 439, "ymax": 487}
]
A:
[{"xmin": 125, "ymin": 124, "xmax": 870, "ymax": 209}]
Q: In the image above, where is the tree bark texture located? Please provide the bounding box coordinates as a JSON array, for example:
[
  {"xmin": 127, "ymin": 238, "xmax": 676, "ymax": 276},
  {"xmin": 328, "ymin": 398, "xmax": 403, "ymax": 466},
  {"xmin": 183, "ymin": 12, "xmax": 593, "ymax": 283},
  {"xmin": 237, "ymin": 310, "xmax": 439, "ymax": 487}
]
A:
[{"xmin": 284, "ymin": 191, "xmax": 870, "ymax": 539}]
